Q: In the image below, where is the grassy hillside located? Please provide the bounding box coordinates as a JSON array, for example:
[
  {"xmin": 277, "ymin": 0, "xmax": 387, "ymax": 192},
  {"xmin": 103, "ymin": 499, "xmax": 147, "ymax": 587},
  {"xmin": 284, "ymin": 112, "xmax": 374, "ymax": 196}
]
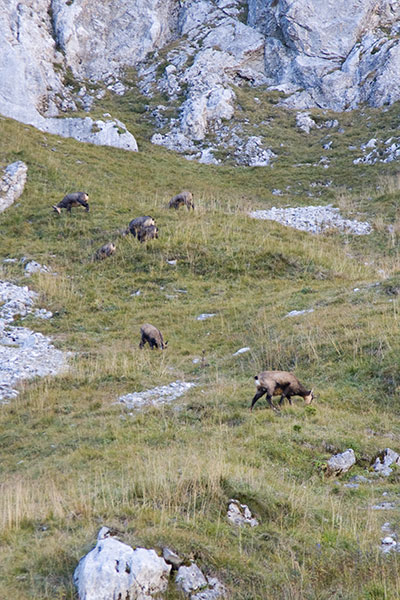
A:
[{"xmin": 1, "ymin": 88, "xmax": 400, "ymax": 600}]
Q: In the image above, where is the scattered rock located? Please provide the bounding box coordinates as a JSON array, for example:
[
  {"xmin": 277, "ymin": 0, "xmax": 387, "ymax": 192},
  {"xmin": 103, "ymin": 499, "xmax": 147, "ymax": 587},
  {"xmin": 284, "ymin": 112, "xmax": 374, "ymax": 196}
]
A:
[
  {"xmin": 175, "ymin": 563, "xmax": 225, "ymax": 599},
  {"xmin": 296, "ymin": 112, "xmax": 318, "ymax": 134},
  {"xmin": 74, "ymin": 529, "xmax": 171, "ymax": 600},
  {"xmin": 176, "ymin": 564, "xmax": 208, "ymax": 596},
  {"xmin": 353, "ymin": 136, "xmax": 400, "ymax": 165},
  {"xmin": 371, "ymin": 502, "xmax": 397, "ymax": 510},
  {"xmin": 372, "ymin": 448, "xmax": 400, "ymax": 477},
  {"xmin": 0, "ymin": 161, "xmax": 28, "ymax": 212},
  {"xmin": 24, "ymin": 261, "xmax": 53, "ymax": 277},
  {"xmin": 250, "ymin": 205, "xmax": 372, "ymax": 235},
  {"xmin": 232, "ymin": 347, "xmax": 250, "ymax": 356},
  {"xmin": 326, "ymin": 449, "xmax": 356, "ymax": 476},
  {"xmin": 285, "ymin": 309, "xmax": 314, "ymax": 318},
  {"xmin": 117, "ymin": 381, "xmax": 196, "ymax": 410},
  {"xmin": 196, "ymin": 314, "xmax": 216, "ymax": 321},
  {"xmin": 0, "ymin": 280, "xmax": 68, "ymax": 402},
  {"xmin": 381, "ymin": 535, "xmax": 397, "ymax": 553},
  {"xmin": 227, "ymin": 499, "xmax": 259, "ymax": 527}
]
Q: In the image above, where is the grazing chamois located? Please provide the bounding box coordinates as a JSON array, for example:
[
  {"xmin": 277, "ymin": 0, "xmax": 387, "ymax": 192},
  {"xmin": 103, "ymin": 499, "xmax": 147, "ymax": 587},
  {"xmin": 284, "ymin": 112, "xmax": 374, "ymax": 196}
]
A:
[
  {"xmin": 137, "ymin": 224, "xmax": 158, "ymax": 243},
  {"xmin": 52, "ymin": 192, "xmax": 89, "ymax": 214},
  {"xmin": 168, "ymin": 191, "xmax": 194, "ymax": 210},
  {"xmin": 250, "ymin": 371, "xmax": 314, "ymax": 411},
  {"xmin": 94, "ymin": 242, "xmax": 116, "ymax": 260},
  {"xmin": 128, "ymin": 216, "xmax": 156, "ymax": 237},
  {"xmin": 139, "ymin": 323, "xmax": 168, "ymax": 350}
]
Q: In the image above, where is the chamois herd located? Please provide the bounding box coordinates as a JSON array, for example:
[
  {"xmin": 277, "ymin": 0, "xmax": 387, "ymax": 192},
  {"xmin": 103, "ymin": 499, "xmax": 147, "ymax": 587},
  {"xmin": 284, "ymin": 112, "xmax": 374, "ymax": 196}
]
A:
[{"xmin": 52, "ymin": 190, "xmax": 314, "ymax": 411}]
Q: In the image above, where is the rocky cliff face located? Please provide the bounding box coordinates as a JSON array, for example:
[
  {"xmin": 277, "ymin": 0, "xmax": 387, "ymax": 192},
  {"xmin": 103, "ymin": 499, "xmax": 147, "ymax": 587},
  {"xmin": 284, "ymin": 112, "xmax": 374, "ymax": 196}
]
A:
[{"xmin": 1, "ymin": 0, "xmax": 400, "ymax": 160}]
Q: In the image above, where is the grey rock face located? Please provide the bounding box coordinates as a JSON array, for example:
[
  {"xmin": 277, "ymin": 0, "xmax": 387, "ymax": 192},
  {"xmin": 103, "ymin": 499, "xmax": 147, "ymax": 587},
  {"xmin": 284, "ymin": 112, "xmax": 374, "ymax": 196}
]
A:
[
  {"xmin": 0, "ymin": 161, "xmax": 27, "ymax": 212},
  {"xmin": 249, "ymin": 0, "xmax": 400, "ymax": 110},
  {"xmin": 326, "ymin": 448, "xmax": 356, "ymax": 476},
  {"xmin": 52, "ymin": 0, "xmax": 179, "ymax": 81},
  {"xmin": 74, "ymin": 531, "xmax": 171, "ymax": 600},
  {"xmin": 0, "ymin": 1, "xmax": 137, "ymax": 151}
]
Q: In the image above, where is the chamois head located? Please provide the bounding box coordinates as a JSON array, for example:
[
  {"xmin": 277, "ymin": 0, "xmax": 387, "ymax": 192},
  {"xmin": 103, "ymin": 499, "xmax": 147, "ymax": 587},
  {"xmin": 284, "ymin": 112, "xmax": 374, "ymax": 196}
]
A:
[{"xmin": 304, "ymin": 389, "xmax": 314, "ymax": 405}]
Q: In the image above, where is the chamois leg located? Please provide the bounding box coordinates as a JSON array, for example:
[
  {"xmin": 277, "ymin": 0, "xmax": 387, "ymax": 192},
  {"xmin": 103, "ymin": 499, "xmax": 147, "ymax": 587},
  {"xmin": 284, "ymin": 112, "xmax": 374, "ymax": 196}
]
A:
[
  {"xmin": 250, "ymin": 388, "xmax": 267, "ymax": 411},
  {"xmin": 279, "ymin": 385, "xmax": 290, "ymax": 406},
  {"xmin": 266, "ymin": 394, "xmax": 280, "ymax": 412}
]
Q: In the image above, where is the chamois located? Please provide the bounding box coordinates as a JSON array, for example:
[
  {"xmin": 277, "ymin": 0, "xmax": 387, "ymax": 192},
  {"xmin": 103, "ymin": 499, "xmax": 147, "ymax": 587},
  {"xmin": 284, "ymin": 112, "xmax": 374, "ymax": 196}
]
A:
[
  {"xmin": 137, "ymin": 224, "xmax": 158, "ymax": 243},
  {"xmin": 139, "ymin": 323, "xmax": 168, "ymax": 350},
  {"xmin": 94, "ymin": 242, "xmax": 116, "ymax": 260},
  {"xmin": 250, "ymin": 371, "xmax": 314, "ymax": 411},
  {"xmin": 128, "ymin": 216, "xmax": 156, "ymax": 237},
  {"xmin": 168, "ymin": 191, "xmax": 194, "ymax": 210},
  {"xmin": 52, "ymin": 192, "xmax": 89, "ymax": 214}
]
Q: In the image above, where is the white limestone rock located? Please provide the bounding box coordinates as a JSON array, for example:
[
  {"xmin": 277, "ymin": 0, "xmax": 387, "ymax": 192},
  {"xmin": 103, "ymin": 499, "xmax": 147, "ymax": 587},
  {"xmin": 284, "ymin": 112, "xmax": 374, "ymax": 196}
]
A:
[
  {"xmin": 176, "ymin": 564, "xmax": 208, "ymax": 595},
  {"xmin": 117, "ymin": 381, "xmax": 196, "ymax": 410},
  {"xmin": 176, "ymin": 564, "xmax": 225, "ymax": 599},
  {"xmin": 373, "ymin": 448, "xmax": 400, "ymax": 477},
  {"xmin": 249, "ymin": 205, "xmax": 372, "ymax": 235},
  {"xmin": 227, "ymin": 499, "xmax": 259, "ymax": 527},
  {"xmin": 0, "ymin": 161, "xmax": 27, "ymax": 212},
  {"xmin": 326, "ymin": 448, "xmax": 356, "ymax": 476},
  {"xmin": 296, "ymin": 112, "xmax": 318, "ymax": 134},
  {"xmin": 52, "ymin": 0, "xmax": 179, "ymax": 81},
  {"xmin": 74, "ymin": 531, "xmax": 171, "ymax": 600},
  {"xmin": 0, "ymin": 280, "xmax": 67, "ymax": 403},
  {"xmin": 249, "ymin": 0, "xmax": 400, "ymax": 110}
]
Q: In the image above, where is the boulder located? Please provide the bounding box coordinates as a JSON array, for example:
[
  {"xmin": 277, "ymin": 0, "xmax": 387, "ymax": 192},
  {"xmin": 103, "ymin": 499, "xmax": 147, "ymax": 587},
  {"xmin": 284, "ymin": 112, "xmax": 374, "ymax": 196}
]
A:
[
  {"xmin": 74, "ymin": 528, "xmax": 171, "ymax": 600},
  {"xmin": 0, "ymin": 161, "xmax": 27, "ymax": 212},
  {"xmin": 176, "ymin": 563, "xmax": 225, "ymax": 598},
  {"xmin": 227, "ymin": 499, "xmax": 259, "ymax": 527},
  {"xmin": 326, "ymin": 448, "xmax": 356, "ymax": 476}
]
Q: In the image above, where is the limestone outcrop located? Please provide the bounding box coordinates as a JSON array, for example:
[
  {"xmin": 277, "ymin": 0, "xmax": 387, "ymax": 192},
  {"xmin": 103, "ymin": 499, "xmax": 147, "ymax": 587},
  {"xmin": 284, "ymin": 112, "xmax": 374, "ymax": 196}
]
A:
[
  {"xmin": 0, "ymin": 161, "xmax": 27, "ymax": 212},
  {"xmin": 2, "ymin": 0, "xmax": 400, "ymax": 159}
]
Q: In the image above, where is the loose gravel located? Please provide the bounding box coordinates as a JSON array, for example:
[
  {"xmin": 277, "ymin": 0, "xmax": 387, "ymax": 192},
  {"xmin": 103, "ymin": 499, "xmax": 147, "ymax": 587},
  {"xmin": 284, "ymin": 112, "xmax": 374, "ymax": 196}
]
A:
[
  {"xmin": 117, "ymin": 381, "xmax": 196, "ymax": 410},
  {"xmin": 0, "ymin": 280, "xmax": 68, "ymax": 403},
  {"xmin": 250, "ymin": 205, "xmax": 372, "ymax": 235}
]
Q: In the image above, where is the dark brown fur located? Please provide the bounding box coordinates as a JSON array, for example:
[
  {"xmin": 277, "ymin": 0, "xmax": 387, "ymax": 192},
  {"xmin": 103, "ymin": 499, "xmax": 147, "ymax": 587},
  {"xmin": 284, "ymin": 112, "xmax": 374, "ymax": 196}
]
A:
[
  {"xmin": 128, "ymin": 216, "xmax": 156, "ymax": 237},
  {"xmin": 250, "ymin": 370, "xmax": 314, "ymax": 411},
  {"xmin": 168, "ymin": 191, "xmax": 194, "ymax": 210},
  {"xmin": 52, "ymin": 192, "xmax": 89, "ymax": 214},
  {"xmin": 137, "ymin": 225, "xmax": 158, "ymax": 243},
  {"xmin": 139, "ymin": 323, "xmax": 168, "ymax": 350}
]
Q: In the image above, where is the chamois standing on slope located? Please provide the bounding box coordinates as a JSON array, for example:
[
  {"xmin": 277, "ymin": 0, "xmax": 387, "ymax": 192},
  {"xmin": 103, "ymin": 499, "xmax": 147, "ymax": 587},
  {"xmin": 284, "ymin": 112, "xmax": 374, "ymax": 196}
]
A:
[
  {"xmin": 52, "ymin": 192, "xmax": 89, "ymax": 214},
  {"xmin": 128, "ymin": 216, "xmax": 156, "ymax": 237},
  {"xmin": 137, "ymin": 224, "xmax": 159, "ymax": 243},
  {"xmin": 168, "ymin": 191, "xmax": 194, "ymax": 210},
  {"xmin": 139, "ymin": 323, "xmax": 168, "ymax": 350},
  {"xmin": 250, "ymin": 371, "xmax": 314, "ymax": 411}
]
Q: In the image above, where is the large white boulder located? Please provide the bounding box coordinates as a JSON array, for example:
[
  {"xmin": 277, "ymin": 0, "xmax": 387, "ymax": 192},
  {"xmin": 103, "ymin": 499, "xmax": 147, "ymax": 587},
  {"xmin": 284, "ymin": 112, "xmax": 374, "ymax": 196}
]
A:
[{"xmin": 74, "ymin": 529, "xmax": 171, "ymax": 600}]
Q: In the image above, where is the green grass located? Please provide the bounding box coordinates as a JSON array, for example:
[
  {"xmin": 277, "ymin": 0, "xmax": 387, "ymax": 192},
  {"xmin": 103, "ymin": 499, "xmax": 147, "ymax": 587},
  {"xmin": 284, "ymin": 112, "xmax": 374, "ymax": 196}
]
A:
[{"xmin": 1, "ymin": 91, "xmax": 400, "ymax": 599}]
